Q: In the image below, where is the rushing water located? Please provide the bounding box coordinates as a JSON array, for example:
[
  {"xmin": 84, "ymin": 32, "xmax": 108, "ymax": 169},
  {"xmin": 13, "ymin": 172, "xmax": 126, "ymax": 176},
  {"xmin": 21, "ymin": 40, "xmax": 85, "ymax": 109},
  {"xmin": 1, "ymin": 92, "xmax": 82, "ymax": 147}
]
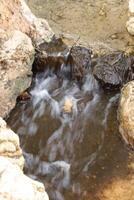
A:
[
  {"xmin": 6, "ymin": 1, "xmax": 134, "ymax": 199},
  {"xmin": 7, "ymin": 64, "xmax": 133, "ymax": 200}
]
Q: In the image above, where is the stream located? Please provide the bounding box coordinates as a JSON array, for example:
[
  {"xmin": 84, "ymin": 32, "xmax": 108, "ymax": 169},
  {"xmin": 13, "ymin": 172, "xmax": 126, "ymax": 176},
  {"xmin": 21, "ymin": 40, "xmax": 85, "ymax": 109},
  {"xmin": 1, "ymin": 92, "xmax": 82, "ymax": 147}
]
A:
[
  {"xmin": 6, "ymin": 1, "xmax": 134, "ymax": 200},
  {"xmin": 7, "ymin": 63, "xmax": 132, "ymax": 200}
]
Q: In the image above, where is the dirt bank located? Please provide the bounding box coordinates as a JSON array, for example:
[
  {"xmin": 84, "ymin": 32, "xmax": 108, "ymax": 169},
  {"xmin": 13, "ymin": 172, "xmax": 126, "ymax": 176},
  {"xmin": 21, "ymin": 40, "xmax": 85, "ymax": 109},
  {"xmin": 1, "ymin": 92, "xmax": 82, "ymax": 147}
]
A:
[{"xmin": 28, "ymin": 0, "xmax": 134, "ymax": 51}]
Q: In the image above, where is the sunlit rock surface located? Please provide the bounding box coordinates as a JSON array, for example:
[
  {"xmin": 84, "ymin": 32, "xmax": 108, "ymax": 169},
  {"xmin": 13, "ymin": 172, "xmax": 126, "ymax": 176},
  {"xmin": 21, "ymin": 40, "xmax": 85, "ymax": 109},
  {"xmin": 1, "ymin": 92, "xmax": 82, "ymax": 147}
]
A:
[
  {"xmin": 126, "ymin": 0, "xmax": 134, "ymax": 35},
  {"xmin": 0, "ymin": 117, "xmax": 49, "ymax": 200},
  {"xmin": 126, "ymin": 17, "xmax": 134, "ymax": 36},
  {"xmin": 0, "ymin": 30, "xmax": 34, "ymax": 117},
  {"xmin": 0, "ymin": 0, "xmax": 54, "ymax": 117},
  {"xmin": 19, "ymin": 0, "xmax": 54, "ymax": 44},
  {"xmin": 0, "ymin": 0, "xmax": 54, "ymax": 45},
  {"xmin": 118, "ymin": 81, "xmax": 134, "ymax": 148},
  {"xmin": 0, "ymin": 117, "xmax": 24, "ymax": 169},
  {"xmin": 0, "ymin": 157, "xmax": 49, "ymax": 200},
  {"xmin": 129, "ymin": 0, "xmax": 134, "ymax": 14}
]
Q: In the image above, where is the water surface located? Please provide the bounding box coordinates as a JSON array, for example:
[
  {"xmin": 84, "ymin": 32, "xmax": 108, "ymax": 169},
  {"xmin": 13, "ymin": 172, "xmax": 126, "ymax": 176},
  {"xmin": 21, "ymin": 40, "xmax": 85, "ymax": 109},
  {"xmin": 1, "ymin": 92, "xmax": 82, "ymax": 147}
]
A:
[{"xmin": 7, "ymin": 70, "xmax": 134, "ymax": 200}]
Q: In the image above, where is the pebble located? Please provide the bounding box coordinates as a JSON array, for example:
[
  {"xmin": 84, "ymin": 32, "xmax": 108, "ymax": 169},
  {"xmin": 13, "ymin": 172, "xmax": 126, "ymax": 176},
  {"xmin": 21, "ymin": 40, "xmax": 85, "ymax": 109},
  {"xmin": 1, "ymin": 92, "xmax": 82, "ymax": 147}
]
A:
[{"xmin": 111, "ymin": 34, "xmax": 118, "ymax": 40}]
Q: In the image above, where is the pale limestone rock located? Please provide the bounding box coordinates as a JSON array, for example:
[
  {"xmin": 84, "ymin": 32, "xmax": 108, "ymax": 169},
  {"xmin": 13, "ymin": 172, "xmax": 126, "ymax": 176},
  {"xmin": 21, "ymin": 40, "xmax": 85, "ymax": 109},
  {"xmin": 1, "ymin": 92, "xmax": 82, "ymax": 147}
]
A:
[
  {"xmin": 0, "ymin": 0, "xmax": 54, "ymax": 45},
  {"xmin": 0, "ymin": 30, "xmax": 34, "ymax": 71},
  {"xmin": 126, "ymin": 17, "xmax": 134, "ymax": 35},
  {"xmin": 129, "ymin": 0, "xmax": 134, "ymax": 14},
  {"xmin": 0, "ymin": 118, "xmax": 49, "ymax": 199},
  {"xmin": 126, "ymin": 0, "xmax": 134, "ymax": 35},
  {"xmin": 0, "ymin": 156, "xmax": 49, "ymax": 200},
  {"xmin": 0, "ymin": 30, "xmax": 35, "ymax": 117},
  {"xmin": 0, "ymin": 117, "xmax": 7, "ymax": 129},
  {"xmin": 118, "ymin": 81, "xmax": 134, "ymax": 148},
  {"xmin": 20, "ymin": 0, "xmax": 54, "ymax": 45},
  {"xmin": 63, "ymin": 98, "xmax": 73, "ymax": 113},
  {"xmin": 0, "ymin": 117, "xmax": 24, "ymax": 169}
]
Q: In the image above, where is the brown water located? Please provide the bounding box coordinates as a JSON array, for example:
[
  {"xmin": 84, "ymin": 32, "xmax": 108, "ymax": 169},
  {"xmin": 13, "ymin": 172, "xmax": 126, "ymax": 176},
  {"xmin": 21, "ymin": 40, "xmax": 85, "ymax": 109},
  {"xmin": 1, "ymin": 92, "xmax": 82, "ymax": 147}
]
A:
[
  {"xmin": 7, "ymin": 1, "xmax": 134, "ymax": 199},
  {"xmin": 7, "ymin": 69, "xmax": 134, "ymax": 200},
  {"xmin": 27, "ymin": 0, "xmax": 134, "ymax": 50}
]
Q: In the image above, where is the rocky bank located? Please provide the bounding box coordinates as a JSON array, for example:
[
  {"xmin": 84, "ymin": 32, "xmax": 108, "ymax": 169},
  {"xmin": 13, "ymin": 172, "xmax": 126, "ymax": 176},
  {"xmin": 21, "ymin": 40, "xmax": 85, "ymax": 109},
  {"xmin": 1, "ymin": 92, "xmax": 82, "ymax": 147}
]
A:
[
  {"xmin": 0, "ymin": 117, "xmax": 49, "ymax": 200},
  {"xmin": 0, "ymin": 0, "xmax": 54, "ymax": 118},
  {"xmin": 118, "ymin": 0, "xmax": 134, "ymax": 149},
  {"xmin": 0, "ymin": 0, "xmax": 54, "ymax": 199}
]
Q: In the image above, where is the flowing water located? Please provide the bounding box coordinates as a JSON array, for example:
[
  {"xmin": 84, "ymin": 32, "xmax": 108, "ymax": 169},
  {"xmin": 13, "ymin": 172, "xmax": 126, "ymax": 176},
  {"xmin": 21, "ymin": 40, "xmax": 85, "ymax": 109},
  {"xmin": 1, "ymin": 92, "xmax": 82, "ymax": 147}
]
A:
[
  {"xmin": 7, "ymin": 65, "xmax": 133, "ymax": 200},
  {"xmin": 6, "ymin": 1, "xmax": 134, "ymax": 199}
]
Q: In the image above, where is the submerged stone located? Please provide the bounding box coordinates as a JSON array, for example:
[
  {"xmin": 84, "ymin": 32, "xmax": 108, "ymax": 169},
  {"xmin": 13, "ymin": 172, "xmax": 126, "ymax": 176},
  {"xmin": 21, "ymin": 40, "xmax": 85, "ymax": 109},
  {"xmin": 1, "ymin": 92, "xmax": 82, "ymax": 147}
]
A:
[{"xmin": 63, "ymin": 98, "xmax": 73, "ymax": 113}]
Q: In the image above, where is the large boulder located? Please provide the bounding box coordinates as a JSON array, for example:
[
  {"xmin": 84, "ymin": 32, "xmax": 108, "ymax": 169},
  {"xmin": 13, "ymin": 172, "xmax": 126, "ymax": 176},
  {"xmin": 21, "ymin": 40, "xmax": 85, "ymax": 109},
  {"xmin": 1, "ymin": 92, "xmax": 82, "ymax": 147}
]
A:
[
  {"xmin": 0, "ymin": 117, "xmax": 49, "ymax": 200},
  {"xmin": 0, "ymin": 117, "xmax": 24, "ymax": 169},
  {"xmin": 0, "ymin": 30, "xmax": 34, "ymax": 117},
  {"xmin": 118, "ymin": 81, "xmax": 134, "ymax": 148},
  {"xmin": 0, "ymin": 0, "xmax": 54, "ymax": 45},
  {"xmin": 0, "ymin": 0, "xmax": 54, "ymax": 117},
  {"xmin": 0, "ymin": 156, "xmax": 49, "ymax": 200},
  {"xmin": 19, "ymin": 0, "xmax": 54, "ymax": 44}
]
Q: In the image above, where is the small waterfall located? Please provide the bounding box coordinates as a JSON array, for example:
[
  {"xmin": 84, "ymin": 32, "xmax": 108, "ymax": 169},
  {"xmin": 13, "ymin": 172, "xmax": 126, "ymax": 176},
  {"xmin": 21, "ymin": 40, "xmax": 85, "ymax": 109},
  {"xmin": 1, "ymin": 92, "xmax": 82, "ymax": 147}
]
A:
[{"xmin": 7, "ymin": 49, "xmax": 121, "ymax": 200}]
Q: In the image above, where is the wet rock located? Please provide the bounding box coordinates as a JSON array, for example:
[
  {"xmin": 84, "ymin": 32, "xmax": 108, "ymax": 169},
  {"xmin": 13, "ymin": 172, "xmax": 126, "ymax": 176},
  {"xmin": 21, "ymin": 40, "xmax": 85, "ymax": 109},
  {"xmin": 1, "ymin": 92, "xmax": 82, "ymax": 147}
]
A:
[
  {"xmin": 33, "ymin": 51, "xmax": 65, "ymax": 77},
  {"xmin": 33, "ymin": 41, "xmax": 92, "ymax": 86},
  {"xmin": 126, "ymin": 55, "xmax": 134, "ymax": 80},
  {"xmin": 17, "ymin": 91, "xmax": 31, "ymax": 103},
  {"xmin": 32, "ymin": 36, "xmax": 68, "ymax": 74},
  {"xmin": 118, "ymin": 81, "xmax": 134, "ymax": 148},
  {"xmin": 69, "ymin": 46, "xmax": 92, "ymax": 83},
  {"xmin": 0, "ymin": 117, "xmax": 24, "ymax": 170},
  {"xmin": 93, "ymin": 52, "xmax": 129, "ymax": 90},
  {"xmin": 0, "ymin": 156, "xmax": 49, "ymax": 200},
  {"xmin": 0, "ymin": 30, "xmax": 34, "ymax": 117}
]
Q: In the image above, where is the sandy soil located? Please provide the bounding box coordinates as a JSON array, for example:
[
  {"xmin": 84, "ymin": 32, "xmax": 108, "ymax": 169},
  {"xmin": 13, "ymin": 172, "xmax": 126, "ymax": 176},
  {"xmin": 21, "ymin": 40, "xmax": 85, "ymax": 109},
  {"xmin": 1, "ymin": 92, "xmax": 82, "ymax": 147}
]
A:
[{"xmin": 28, "ymin": 0, "xmax": 134, "ymax": 51}]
